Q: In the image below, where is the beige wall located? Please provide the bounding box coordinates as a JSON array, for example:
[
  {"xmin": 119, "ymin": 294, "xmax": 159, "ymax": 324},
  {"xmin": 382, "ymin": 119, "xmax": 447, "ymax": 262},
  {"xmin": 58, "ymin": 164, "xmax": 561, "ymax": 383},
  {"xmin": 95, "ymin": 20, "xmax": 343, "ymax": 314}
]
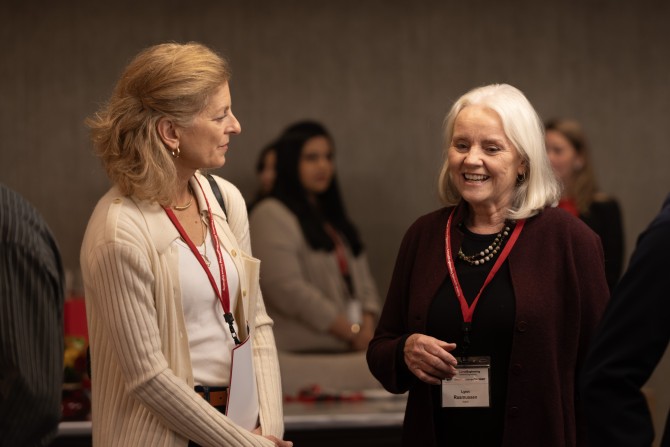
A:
[{"xmin": 1, "ymin": 0, "xmax": 668, "ymax": 441}]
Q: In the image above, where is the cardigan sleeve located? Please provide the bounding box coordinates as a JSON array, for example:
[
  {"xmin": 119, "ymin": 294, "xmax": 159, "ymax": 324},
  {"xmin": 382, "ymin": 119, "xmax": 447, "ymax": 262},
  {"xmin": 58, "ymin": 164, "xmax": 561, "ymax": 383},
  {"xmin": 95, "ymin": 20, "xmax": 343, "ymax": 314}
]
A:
[
  {"xmin": 366, "ymin": 219, "xmax": 421, "ymax": 394},
  {"xmin": 524, "ymin": 208, "xmax": 609, "ymax": 446}
]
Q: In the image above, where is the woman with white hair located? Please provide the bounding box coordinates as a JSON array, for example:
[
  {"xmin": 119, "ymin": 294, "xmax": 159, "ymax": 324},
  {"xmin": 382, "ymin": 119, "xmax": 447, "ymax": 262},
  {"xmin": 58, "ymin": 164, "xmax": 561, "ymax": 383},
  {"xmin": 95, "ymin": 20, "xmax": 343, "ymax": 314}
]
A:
[{"xmin": 367, "ymin": 84, "xmax": 609, "ymax": 446}]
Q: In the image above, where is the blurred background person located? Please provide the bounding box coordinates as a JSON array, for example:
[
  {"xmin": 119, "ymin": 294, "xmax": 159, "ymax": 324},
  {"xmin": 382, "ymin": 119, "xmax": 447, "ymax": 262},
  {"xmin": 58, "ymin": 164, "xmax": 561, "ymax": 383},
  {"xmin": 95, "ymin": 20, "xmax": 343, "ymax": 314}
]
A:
[
  {"xmin": 82, "ymin": 42, "xmax": 289, "ymax": 447},
  {"xmin": 368, "ymin": 84, "xmax": 609, "ymax": 446},
  {"xmin": 581, "ymin": 192, "xmax": 670, "ymax": 447},
  {"xmin": 250, "ymin": 121, "xmax": 381, "ymax": 353},
  {"xmin": 0, "ymin": 183, "xmax": 64, "ymax": 446},
  {"xmin": 545, "ymin": 118, "xmax": 624, "ymax": 290},
  {"xmin": 248, "ymin": 142, "xmax": 277, "ymax": 211}
]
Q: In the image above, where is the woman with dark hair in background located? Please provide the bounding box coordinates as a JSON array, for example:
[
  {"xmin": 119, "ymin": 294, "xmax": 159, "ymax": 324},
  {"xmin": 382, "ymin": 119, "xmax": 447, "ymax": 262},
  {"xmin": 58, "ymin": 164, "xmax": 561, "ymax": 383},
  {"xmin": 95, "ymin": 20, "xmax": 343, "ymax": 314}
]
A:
[
  {"xmin": 545, "ymin": 118, "xmax": 624, "ymax": 290},
  {"xmin": 249, "ymin": 121, "xmax": 380, "ymax": 353}
]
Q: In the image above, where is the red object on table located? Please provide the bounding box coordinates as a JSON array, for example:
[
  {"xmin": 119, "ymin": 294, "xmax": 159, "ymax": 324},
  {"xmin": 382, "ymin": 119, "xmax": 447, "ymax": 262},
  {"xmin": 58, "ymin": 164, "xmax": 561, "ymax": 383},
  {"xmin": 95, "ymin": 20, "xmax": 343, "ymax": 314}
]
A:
[
  {"xmin": 64, "ymin": 298, "xmax": 88, "ymax": 340},
  {"xmin": 284, "ymin": 384, "xmax": 365, "ymax": 403}
]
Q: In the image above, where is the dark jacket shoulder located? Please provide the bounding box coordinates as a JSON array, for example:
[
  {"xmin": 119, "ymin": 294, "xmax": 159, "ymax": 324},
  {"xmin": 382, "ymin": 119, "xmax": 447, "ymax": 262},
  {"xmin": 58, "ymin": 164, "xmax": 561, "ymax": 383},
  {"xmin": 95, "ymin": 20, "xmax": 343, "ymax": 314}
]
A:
[
  {"xmin": 406, "ymin": 207, "xmax": 452, "ymax": 234},
  {"xmin": 528, "ymin": 206, "xmax": 600, "ymax": 243}
]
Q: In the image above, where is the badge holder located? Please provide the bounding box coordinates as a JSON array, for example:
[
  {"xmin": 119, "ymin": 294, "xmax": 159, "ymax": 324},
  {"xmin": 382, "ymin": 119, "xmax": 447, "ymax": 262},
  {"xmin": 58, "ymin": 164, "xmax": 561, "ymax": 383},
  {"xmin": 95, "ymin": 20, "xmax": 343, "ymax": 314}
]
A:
[{"xmin": 441, "ymin": 355, "xmax": 491, "ymax": 408}]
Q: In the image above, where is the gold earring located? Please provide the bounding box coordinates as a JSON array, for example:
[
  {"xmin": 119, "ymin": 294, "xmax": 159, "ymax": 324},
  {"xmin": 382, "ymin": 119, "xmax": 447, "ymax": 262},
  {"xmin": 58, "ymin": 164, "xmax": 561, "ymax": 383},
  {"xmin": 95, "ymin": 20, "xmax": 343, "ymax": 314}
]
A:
[{"xmin": 171, "ymin": 147, "xmax": 180, "ymax": 158}]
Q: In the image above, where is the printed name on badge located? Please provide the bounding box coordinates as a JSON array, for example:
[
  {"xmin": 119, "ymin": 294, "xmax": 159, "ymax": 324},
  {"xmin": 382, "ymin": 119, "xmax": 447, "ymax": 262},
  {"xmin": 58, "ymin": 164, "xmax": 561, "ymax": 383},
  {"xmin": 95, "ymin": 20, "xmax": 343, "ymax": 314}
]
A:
[{"xmin": 442, "ymin": 356, "xmax": 491, "ymax": 408}]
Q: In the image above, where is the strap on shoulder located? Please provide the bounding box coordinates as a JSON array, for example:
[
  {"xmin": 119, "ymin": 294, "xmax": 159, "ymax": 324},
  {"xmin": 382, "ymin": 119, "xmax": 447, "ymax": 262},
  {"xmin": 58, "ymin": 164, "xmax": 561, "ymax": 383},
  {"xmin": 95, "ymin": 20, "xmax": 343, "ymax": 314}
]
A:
[{"xmin": 206, "ymin": 173, "xmax": 227, "ymax": 217}]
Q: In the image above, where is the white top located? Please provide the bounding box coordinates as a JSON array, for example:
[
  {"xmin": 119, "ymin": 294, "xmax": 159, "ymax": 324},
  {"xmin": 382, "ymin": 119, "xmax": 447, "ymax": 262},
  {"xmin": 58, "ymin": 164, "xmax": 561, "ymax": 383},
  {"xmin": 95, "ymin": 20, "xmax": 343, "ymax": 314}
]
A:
[{"xmin": 175, "ymin": 222, "xmax": 241, "ymax": 387}]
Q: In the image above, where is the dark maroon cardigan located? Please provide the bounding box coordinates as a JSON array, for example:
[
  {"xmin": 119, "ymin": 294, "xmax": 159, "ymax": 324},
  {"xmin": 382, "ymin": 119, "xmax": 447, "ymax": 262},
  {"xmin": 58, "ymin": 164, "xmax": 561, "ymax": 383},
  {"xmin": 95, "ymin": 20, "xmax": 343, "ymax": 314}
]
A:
[{"xmin": 367, "ymin": 204, "xmax": 609, "ymax": 447}]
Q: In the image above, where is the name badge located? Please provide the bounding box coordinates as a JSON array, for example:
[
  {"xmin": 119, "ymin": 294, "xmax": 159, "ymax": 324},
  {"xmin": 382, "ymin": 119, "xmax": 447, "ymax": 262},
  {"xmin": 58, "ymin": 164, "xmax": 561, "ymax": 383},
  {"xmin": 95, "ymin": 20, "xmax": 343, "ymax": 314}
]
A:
[{"xmin": 441, "ymin": 356, "xmax": 491, "ymax": 408}]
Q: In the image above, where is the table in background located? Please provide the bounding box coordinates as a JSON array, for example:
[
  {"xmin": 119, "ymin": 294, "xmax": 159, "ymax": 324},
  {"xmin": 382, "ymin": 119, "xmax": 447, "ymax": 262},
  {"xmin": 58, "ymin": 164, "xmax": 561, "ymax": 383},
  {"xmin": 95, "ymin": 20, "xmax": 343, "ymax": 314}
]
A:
[{"xmin": 53, "ymin": 394, "xmax": 406, "ymax": 447}]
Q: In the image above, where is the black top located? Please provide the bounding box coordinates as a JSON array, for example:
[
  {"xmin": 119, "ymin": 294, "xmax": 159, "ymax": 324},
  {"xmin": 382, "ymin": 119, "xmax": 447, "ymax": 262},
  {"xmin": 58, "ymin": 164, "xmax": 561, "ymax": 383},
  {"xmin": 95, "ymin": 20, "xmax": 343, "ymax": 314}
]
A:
[
  {"xmin": 580, "ymin": 199, "xmax": 624, "ymax": 291},
  {"xmin": 427, "ymin": 223, "xmax": 515, "ymax": 446}
]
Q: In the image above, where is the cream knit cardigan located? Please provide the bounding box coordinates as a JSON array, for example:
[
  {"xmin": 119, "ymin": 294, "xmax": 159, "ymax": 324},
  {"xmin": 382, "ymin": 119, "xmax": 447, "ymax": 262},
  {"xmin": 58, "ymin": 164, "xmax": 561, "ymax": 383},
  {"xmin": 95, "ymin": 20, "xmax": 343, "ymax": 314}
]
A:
[{"xmin": 80, "ymin": 173, "xmax": 283, "ymax": 447}]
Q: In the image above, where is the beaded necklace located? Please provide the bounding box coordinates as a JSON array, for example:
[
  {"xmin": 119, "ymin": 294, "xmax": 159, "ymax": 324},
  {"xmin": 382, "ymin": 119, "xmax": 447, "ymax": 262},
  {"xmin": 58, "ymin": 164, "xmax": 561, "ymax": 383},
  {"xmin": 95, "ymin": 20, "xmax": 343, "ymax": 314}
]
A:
[{"xmin": 457, "ymin": 225, "xmax": 511, "ymax": 266}]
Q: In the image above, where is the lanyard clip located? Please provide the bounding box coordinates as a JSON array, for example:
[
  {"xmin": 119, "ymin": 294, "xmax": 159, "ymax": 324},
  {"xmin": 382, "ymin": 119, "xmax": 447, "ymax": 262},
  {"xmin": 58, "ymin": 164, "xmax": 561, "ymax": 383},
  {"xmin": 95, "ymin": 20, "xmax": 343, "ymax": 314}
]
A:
[
  {"xmin": 224, "ymin": 312, "xmax": 242, "ymax": 345},
  {"xmin": 224, "ymin": 312, "xmax": 235, "ymax": 325},
  {"xmin": 462, "ymin": 322, "xmax": 472, "ymax": 353}
]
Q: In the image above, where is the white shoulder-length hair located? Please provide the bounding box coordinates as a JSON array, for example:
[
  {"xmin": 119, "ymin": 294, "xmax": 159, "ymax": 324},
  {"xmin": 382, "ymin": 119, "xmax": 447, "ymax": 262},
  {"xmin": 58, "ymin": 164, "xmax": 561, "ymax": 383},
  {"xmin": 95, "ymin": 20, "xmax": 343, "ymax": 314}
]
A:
[{"xmin": 438, "ymin": 83, "xmax": 561, "ymax": 220}]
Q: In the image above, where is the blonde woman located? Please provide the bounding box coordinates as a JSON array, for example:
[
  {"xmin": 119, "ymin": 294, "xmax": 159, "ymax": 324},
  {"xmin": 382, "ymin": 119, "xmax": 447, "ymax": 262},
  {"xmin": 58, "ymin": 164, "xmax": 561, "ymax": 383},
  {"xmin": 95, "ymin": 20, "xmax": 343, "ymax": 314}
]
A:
[{"xmin": 81, "ymin": 42, "xmax": 291, "ymax": 447}]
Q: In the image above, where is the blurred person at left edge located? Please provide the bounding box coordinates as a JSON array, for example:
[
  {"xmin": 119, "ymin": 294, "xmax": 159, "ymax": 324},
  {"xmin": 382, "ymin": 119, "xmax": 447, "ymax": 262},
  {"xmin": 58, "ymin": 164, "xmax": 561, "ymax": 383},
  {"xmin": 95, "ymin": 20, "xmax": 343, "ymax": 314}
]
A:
[
  {"xmin": 0, "ymin": 183, "xmax": 64, "ymax": 446},
  {"xmin": 81, "ymin": 42, "xmax": 291, "ymax": 447}
]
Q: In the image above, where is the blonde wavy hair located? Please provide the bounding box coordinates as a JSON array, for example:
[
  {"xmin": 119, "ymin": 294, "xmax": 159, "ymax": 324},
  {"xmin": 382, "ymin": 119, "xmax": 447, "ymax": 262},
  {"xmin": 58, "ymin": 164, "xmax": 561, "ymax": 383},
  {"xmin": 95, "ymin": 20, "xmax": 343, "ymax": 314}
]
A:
[
  {"xmin": 438, "ymin": 84, "xmax": 560, "ymax": 220},
  {"xmin": 86, "ymin": 42, "xmax": 231, "ymax": 205}
]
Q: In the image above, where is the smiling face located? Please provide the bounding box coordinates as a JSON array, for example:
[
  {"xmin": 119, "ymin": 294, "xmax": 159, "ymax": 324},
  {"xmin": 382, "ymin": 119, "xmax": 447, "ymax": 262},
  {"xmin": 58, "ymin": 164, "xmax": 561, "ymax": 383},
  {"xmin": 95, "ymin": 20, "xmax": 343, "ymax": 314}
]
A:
[
  {"xmin": 448, "ymin": 105, "xmax": 525, "ymax": 216},
  {"xmin": 298, "ymin": 135, "xmax": 335, "ymax": 196},
  {"xmin": 174, "ymin": 82, "xmax": 241, "ymax": 173}
]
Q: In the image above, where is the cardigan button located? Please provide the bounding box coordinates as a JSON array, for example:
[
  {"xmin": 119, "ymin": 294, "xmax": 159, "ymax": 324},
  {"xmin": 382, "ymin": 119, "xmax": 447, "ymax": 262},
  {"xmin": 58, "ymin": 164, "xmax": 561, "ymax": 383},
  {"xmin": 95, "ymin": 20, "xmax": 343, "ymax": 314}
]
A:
[
  {"xmin": 113, "ymin": 198, "xmax": 121, "ymax": 204},
  {"xmin": 511, "ymin": 363, "xmax": 522, "ymax": 375},
  {"xmin": 516, "ymin": 321, "xmax": 528, "ymax": 332},
  {"xmin": 509, "ymin": 406, "xmax": 520, "ymax": 417},
  {"xmin": 242, "ymin": 290, "xmax": 247, "ymax": 297},
  {"xmin": 231, "ymin": 250, "xmax": 237, "ymax": 257}
]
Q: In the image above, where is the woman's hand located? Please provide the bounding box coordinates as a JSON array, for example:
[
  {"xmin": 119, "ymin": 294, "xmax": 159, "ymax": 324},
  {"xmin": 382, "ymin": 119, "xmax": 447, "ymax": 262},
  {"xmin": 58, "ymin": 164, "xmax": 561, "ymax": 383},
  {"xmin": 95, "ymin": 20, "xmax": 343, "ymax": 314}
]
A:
[
  {"xmin": 351, "ymin": 325, "xmax": 374, "ymax": 351},
  {"xmin": 252, "ymin": 427, "xmax": 293, "ymax": 446},
  {"xmin": 263, "ymin": 435, "xmax": 293, "ymax": 447},
  {"xmin": 328, "ymin": 314, "xmax": 358, "ymax": 342},
  {"xmin": 351, "ymin": 312, "xmax": 375, "ymax": 351},
  {"xmin": 403, "ymin": 333, "xmax": 458, "ymax": 385}
]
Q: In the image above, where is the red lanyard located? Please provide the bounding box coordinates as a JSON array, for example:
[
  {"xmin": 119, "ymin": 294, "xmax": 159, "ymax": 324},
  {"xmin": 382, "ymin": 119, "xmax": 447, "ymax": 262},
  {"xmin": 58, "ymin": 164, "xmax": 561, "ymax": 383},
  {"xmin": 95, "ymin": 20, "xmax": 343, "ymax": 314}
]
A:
[
  {"xmin": 324, "ymin": 223, "xmax": 350, "ymax": 276},
  {"xmin": 163, "ymin": 177, "xmax": 240, "ymax": 344},
  {"xmin": 324, "ymin": 223, "xmax": 356, "ymax": 296},
  {"xmin": 444, "ymin": 209, "xmax": 525, "ymax": 325}
]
